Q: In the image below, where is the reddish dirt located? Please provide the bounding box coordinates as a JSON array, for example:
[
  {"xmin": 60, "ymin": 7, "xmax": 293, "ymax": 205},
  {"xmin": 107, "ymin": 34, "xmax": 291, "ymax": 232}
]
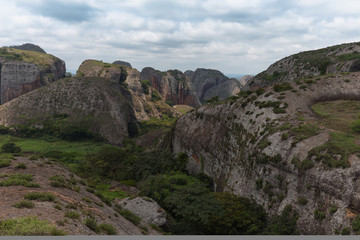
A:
[{"xmin": 0, "ymin": 156, "xmax": 159, "ymax": 235}]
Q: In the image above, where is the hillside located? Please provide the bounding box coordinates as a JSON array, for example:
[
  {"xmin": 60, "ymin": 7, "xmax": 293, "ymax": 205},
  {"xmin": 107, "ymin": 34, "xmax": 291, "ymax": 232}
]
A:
[
  {"xmin": 0, "ymin": 46, "xmax": 65, "ymax": 104},
  {"xmin": 246, "ymin": 42, "xmax": 360, "ymax": 88},
  {"xmin": 0, "ymin": 76, "xmax": 135, "ymax": 145},
  {"xmin": 173, "ymin": 71, "xmax": 360, "ymax": 234}
]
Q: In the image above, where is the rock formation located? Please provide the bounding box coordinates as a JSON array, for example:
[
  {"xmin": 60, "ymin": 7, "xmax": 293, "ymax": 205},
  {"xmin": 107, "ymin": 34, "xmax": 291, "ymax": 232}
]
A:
[
  {"xmin": 0, "ymin": 77, "xmax": 135, "ymax": 145},
  {"xmin": 9, "ymin": 43, "xmax": 47, "ymax": 53},
  {"xmin": 140, "ymin": 68, "xmax": 201, "ymax": 108},
  {"xmin": 187, "ymin": 68, "xmax": 242, "ymax": 103},
  {"xmin": 0, "ymin": 47, "xmax": 65, "ymax": 104},
  {"xmin": 246, "ymin": 42, "xmax": 360, "ymax": 89},
  {"xmin": 113, "ymin": 60, "xmax": 132, "ymax": 68},
  {"xmin": 172, "ymin": 72, "xmax": 360, "ymax": 234}
]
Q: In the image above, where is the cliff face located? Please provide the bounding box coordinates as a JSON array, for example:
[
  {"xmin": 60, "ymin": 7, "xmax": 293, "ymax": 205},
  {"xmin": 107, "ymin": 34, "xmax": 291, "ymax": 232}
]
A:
[
  {"xmin": 188, "ymin": 68, "xmax": 242, "ymax": 103},
  {"xmin": 77, "ymin": 60, "xmax": 180, "ymax": 122},
  {"xmin": 172, "ymin": 72, "xmax": 360, "ymax": 234},
  {"xmin": 246, "ymin": 42, "xmax": 360, "ymax": 89},
  {"xmin": 0, "ymin": 47, "xmax": 65, "ymax": 104},
  {"xmin": 0, "ymin": 77, "xmax": 135, "ymax": 145},
  {"xmin": 140, "ymin": 68, "xmax": 200, "ymax": 108}
]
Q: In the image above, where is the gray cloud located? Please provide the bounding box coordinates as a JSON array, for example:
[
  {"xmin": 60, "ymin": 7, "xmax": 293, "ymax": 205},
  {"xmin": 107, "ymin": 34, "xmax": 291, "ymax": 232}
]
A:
[{"xmin": 24, "ymin": 0, "xmax": 99, "ymax": 23}]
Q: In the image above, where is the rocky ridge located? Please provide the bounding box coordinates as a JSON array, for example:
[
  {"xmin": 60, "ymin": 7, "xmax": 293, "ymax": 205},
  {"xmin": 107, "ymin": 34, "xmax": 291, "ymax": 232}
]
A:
[
  {"xmin": 246, "ymin": 42, "xmax": 360, "ymax": 89},
  {"xmin": 172, "ymin": 72, "xmax": 360, "ymax": 234}
]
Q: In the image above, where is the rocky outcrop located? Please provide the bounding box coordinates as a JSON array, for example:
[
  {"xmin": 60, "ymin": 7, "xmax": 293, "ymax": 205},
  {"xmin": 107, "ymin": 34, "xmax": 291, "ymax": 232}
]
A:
[
  {"xmin": 0, "ymin": 77, "xmax": 135, "ymax": 145},
  {"xmin": 172, "ymin": 72, "xmax": 360, "ymax": 234},
  {"xmin": 9, "ymin": 43, "xmax": 46, "ymax": 53},
  {"xmin": 113, "ymin": 60, "xmax": 132, "ymax": 68},
  {"xmin": 0, "ymin": 47, "xmax": 65, "ymax": 104},
  {"xmin": 140, "ymin": 68, "xmax": 200, "ymax": 108},
  {"xmin": 189, "ymin": 68, "xmax": 241, "ymax": 103},
  {"xmin": 246, "ymin": 42, "xmax": 360, "ymax": 89},
  {"xmin": 117, "ymin": 197, "xmax": 167, "ymax": 226},
  {"xmin": 239, "ymin": 75, "xmax": 253, "ymax": 86},
  {"xmin": 77, "ymin": 60, "xmax": 180, "ymax": 122}
]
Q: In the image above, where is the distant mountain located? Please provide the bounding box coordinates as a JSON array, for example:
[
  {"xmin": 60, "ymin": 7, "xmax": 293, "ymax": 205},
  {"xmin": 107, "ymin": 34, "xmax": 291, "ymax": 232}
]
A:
[{"xmin": 224, "ymin": 73, "xmax": 246, "ymax": 79}]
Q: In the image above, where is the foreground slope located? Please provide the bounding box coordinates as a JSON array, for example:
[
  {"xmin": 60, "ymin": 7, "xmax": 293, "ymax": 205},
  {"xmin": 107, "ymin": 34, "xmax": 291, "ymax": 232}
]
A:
[
  {"xmin": 0, "ymin": 77, "xmax": 135, "ymax": 145},
  {"xmin": 173, "ymin": 72, "xmax": 360, "ymax": 234}
]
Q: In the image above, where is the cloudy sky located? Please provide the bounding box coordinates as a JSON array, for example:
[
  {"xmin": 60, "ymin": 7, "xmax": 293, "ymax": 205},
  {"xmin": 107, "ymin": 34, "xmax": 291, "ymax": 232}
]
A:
[{"xmin": 1, "ymin": 0, "xmax": 360, "ymax": 75}]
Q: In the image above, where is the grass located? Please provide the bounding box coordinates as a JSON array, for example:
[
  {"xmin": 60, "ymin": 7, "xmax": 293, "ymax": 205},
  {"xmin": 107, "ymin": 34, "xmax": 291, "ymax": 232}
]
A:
[
  {"xmin": 94, "ymin": 183, "xmax": 127, "ymax": 203},
  {"xmin": 0, "ymin": 173, "xmax": 39, "ymax": 187},
  {"xmin": 12, "ymin": 200, "xmax": 35, "ymax": 208},
  {"xmin": 0, "ymin": 216, "xmax": 66, "ymax": 235},
  {"xmin": 308, "ymin": 132, "xmax": 360, "ymax": 168},
  {"xmin": 24, "ymin": 192, "xmax": 55, "ymax": 201},
  {"xmin": 15, "ymin": 163, "xmax": 27, "ymax": 169},
  {"xmin": 98, "ymin": 223, "xmax": 117, "ymax": 235},
  {"xmin": 311, "ymin": 100, "xmax": 360, "ymax": 133},
  {"xmin": 64, "ymin": 210, "xmax": 80, "ymax": 219}
]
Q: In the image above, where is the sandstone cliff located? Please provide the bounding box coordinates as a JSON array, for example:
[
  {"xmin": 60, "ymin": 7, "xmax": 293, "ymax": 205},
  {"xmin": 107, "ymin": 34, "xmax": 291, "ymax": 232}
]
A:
[
  {"xmin": 246, "ymin": 42, "xmax": 360, "ymax": 89},
  {"xmin": 77, "ymin": 60, "xmax": 180, "ymax": 122},
  {"xmin": 172, "ymin": 72, "xmax": 360, "ymax": 234},
  {"xmin": 0, "ymin": 77, "xmax": 135, "ymax": 145},
  {"xmin": 187, "ymin": 68, "xmax": 242, "ymax": 103},
  {"xmin": 0, "ymin": 47, "xmax": 65, "ymax": 104},
  {"xmin": 140, "ymin": 68, "xmax": 200, "ymax": 108}
]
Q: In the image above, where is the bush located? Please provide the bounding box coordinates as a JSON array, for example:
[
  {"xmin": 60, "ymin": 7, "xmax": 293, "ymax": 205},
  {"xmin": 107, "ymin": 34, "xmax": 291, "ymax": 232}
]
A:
[
  {"xmin": 98, "ymin": 223, "xmax": 117, "ymax": 235},
  {"xmin": 13, "ymin": 200, "xmax": 35, "ymax": 209},
  {"xmin": 1, "ymin": 143, "xmax": 21, "ymax": 153},
  {"xmin": 15, "ymin": 163, "xmax": 27, "ymax": 169},
  {"xmin": 24, "ymin": 192, "xmax": 55, "ymax": 202},
  {"xmin": 352, "ymin": 215, "xmax": 360, "ymax": 232},
  {"xmin": 85, "ymin": 217, "xmax": 100, "ymax": 233},
  {"xmin": 314, "ymin": 209, "xmax": 326, "ymax": 220},
  {"xmin": 264, "ymin": 205, "xmax": 299, "ymax": 235},
  {"xmin": 64, "ymin": 211, "xmax": 79, "ymax": 219},
  {"xmin": 141, "ymin": 80, "xmax": 151, "ymax": 94},
  {"xmin": 351, "ymin": 120, "xmax": 360, "ymax": 133},
  {"xmin": 298, "ymin": 197, "xmax": 308, "ymax": 205}
]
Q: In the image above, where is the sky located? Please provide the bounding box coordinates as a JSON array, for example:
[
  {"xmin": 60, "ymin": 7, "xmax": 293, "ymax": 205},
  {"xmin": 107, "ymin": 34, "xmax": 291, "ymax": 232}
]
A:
[{"xmin": 1, "ymin": 0, "xmax": 360, "ymax": 75}]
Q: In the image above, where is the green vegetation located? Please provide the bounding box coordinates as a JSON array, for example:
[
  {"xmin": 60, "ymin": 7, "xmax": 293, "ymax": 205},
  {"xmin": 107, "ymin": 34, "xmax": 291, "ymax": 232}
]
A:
[
  {"xmin": 1, "ymin": 143, "xmax": 21, "ymax": 153},
  {"xmin": 341, "ymin": 227, "xmax": 351, "ymax": 235},
  {"xmin": 15, "ymin": 163, "xmax": 27, "ymax": 169},
  {"xmin": 292, "ymin": 157, "xmax": 314, "ymax": 172},
  {"xmin": 273, "ymin": 82, "xmax": 293, "ymax": 92},
  {"xmin": 24, "ymin": 192, "xmax": 55, "ymax": 202},
  {"xmin": 0, "ymin": 216, "xmax": 66, "ymax": 236},
  {"xmin": 151, "ymin": 89, "xmax": 162, "ymax": 101},
  {"xmin": 314, "ymin": 209, "xmax": 326, "ymax": 220},
  {"xmin": 85, "ymin": 217, "xmax": 100, "ymax": 233},
  {"xmin": 0, "ymin": 173, "xmax": 39, "ymax": 187},
  {"xmin": 12, "ymin": 200, "xmax": 35, "ymax": 209},
  {"xmin": 352, "ymin": 215, "xmax": 360, "ymax": 233},
  {"xmin": 311, "ymin": 100, "xmax": 360, "ymax": 132},
  {"xmin": 329, "ymin": 204, "xmax": 338, "ymax": 214},
  {"xmin": 141, "ymin": 80, "xmax": 151, "ymax": 94},
  {"xmin": 298, "ymin": 197, "xmax": 308, "ymax": 205},
  {"xmin": 64, "ymin": 210, "xmax": 80, "ymax": 219},
  {"xmin": 338, "ymin": 52, "xmax": 360, "ymax": 61},
  {"xmin": 263, "ymin": 205, "xmax": 299, "ymax": 235},
  {"xmin": 308, "ymin": 132, "xmax": 359, "ymax": 168},
  {"xmin": 98, "ymin": 223, "xmax": 117, "ymax": 235},
  {"xmin": 114, "ymin": 204, "xmax": 141, "ymax": 226}
]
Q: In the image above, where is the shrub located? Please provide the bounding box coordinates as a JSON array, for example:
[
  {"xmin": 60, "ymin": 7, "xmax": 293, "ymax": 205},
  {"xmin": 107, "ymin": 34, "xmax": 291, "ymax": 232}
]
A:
[
  {"xmin": 298, "ymin": 197, "xmax": 308, "ymax": 205},
  {"xmin": 141, "ymin": 80, "xmax": 151, "ymax": 94},
  {"xmin": 0, "ymin": 159, "xmax": 11, "ymax": 168},
  {"xmin": 24, "ymin": 192, "xmax": 55, "ymax": 202},
  {"xmin": 351, "ymin": 120, "xmax": 360, "ymax": 133},
  {"xmin": 329, "ymin": 204, "xmax": 338, "ymax": 214},
  {"xmin": 341, "ymin": 227, "xmax": 351, "ymax": 235},
  {"xmin": 98, "ymin": 223, "xmax": 117, "ymax": 235},
  {"xmin": 314, "ymin": 209, "xmax": 326, "ymax": 220},
  {"xmin": 15, "ymin": 163, "xmax": 27, "ymax": 169},
  {"xmin": 64, "ymin": 211, "xmax": 79, "ymax": 219},
  {"xmin": 263, "ymin": 205, "xmax": 299, "ymax": 235},
  {"xmin": 85, "ymin": 217, "xmax": 100, "ymax": 233},
  {"xmin": 1, "ymin": 143, "xmax": 21, "ymax": 153},
  {"xmin": 13, "ymin": 200, "xmax": 35, "ymax": 209},
  {"xmin": 352, "ymin": 215, "xmax": 360, "ymax": 232}
]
